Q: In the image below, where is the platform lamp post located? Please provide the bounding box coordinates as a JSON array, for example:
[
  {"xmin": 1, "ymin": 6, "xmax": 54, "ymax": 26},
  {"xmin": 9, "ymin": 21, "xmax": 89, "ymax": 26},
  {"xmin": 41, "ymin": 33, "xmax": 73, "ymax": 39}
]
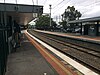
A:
[{"xmin": 49, "ymin": 4, "xmax": 52, "ymax": 30}]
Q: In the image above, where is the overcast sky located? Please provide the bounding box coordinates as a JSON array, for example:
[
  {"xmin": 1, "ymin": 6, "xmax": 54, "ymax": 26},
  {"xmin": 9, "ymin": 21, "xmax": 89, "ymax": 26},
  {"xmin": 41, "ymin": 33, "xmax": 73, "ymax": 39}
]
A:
[{"xmin": 0, "ymin": 0, "xmax": 100, "ymax": 21}]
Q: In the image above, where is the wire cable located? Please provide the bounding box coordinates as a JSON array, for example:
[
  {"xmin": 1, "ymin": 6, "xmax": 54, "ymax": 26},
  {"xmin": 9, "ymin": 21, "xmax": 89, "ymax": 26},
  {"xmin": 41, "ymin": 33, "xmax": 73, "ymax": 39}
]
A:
[
  {"xmin": 52, "ymin": 0, "xmax": 59, "ymax": 5},
  {"xmin": 52, "ymin": 0, "xmax": 71, "ymax": 14},
  {"xmin": 52, "ymin": 0, "xmax": 65, "ymax": 9},
  {"xmin": 80, "ymin": 1, "xmax": 100, "ymax": 15},
  {"xmin": 43, "ymin": 0, "xmax": 48, "ymax": 5}
]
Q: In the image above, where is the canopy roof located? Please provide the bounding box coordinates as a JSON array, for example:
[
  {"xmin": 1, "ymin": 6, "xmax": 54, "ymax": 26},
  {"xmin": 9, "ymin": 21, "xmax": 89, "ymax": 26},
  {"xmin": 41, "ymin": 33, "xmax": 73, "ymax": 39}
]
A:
[
  {"xmin": 68, "ymin": 16, "xmax": 100, "ymax": 24},
  {"xmin": 0, "ymin": 3, "xmax": 43, "ymax": 25}
]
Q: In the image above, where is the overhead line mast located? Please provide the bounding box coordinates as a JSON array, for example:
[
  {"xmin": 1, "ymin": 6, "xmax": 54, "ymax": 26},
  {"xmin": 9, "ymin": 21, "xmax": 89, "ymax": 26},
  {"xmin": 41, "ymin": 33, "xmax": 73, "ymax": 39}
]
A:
[{"xmin": 49, "ymin": 4, "xmax": 52, "ymax": 27}]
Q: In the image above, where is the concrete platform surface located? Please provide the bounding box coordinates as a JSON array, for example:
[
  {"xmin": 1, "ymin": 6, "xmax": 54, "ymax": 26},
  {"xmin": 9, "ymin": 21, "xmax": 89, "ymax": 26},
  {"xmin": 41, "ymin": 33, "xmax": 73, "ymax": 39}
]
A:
[{"xmin": 5, "ymin": 34, "xmax": 58, "ymax": 75}]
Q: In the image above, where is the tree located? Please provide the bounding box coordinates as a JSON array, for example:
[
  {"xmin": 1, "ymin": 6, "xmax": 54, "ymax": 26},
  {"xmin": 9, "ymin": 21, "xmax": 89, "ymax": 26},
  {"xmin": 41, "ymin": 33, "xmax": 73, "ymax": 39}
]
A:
[
  {"xmin": 35, "ymin": 15, "xmax": 57, "ymax": 30},
  {"xmin": 61, "ymin": 6, "xmax": 82, "ymax": 32},
  {"xmin": 59, "ymin": 21, "xmax": 67, "ymax": 29},
  {"xmin": 64, "ymin": 6, "xmax": 82, "ymax": 21},
  {"xmin": 75, "ymin": 10, "xmax": 82, "ymax": 20}
]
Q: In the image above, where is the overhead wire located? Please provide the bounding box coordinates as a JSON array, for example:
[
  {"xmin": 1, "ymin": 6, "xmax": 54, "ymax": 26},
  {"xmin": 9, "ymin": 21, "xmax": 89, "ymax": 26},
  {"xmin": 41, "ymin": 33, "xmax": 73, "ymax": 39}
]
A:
[
  {"xmin": 53, "ymin": 0, "xmax": 100, "ymax": 16},
  {"xmin": 43, "ymin": 0, "xmax": 60, "ymax": 13},
  {"xmin": 52, "ymin": 0, "xmax": 92, "ymax": 19},
  {"xmin": 81, "ymin": 1, "xmax": 100, "ymax": 15},
  {"xmin": 52, "ymin": 0, "xmax": 71, "ymax": 21},
  {"xmin": 52, "ymin": 0, "xmax": 71, "ymax": 15},
  {"xmin": 76, "ymin": 0, "xmax": 100, "ymax": 11},
  {"xmin": 44, "ymin": 0, "xmax": 100, "ymax": 19},
  {"xmin": 52, "ymin": 0, "xmax": 65, "ymax": 9},
  {"xmin": 43, "ymin": 0, "xmax": 68, "ymax": 14},
  {"xmin": 52, "ymin": 0, "xmax": 59, "ymax": 5},
  {"xmin": 52, "ymin": 0, "xmax": 100, "ymax": 14},
  {"xmin": 43, "ymin": 0, "xmax": 48, "ymax": 5}
]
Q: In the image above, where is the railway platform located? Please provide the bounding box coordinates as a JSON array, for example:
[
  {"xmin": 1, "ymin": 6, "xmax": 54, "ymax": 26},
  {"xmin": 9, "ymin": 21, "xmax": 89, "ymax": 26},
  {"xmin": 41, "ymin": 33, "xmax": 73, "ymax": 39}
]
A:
[
  {"xmin": 35, "ymin": 30, "xmax": 100, "ymax": 44},
  {"xmin": 28, "ymin": 30, "xmax": 100, "ymax": 75},
  {"xmin": 5, "ymin": 31, "xmax": 77, "ymax": 75},
  {"xmin": 5, "ymin": 34, "xmax": 57, "ymax": 75}
]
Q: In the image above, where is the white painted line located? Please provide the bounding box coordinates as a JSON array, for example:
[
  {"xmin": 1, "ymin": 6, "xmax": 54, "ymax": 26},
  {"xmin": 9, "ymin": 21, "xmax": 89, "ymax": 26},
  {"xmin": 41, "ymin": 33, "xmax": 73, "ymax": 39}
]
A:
[{"xmin": 25, "ymin": 30, "xmax": 99, "ymax": 75}]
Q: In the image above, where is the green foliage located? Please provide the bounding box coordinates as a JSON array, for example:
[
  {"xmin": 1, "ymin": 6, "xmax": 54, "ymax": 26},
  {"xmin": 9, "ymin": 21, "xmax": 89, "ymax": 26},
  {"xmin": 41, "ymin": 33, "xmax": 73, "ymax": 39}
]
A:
[
  {"xmin": 59, "ymin": 21, "xmax": 67, "ymax": 29},
  {"xmin": 35, "ymin": 15, "xmax": 50, "ymax": 30},
  {"xmin": 61, "ymin": 6, "xmax": 82, "ymax": 32},
  {"xmin": 35, "ymin": 15, "xmax": 57, "ymax": 30},
  {"xmin": 64, "ymin": 6, "xmax": 82, "ymax": 21}
]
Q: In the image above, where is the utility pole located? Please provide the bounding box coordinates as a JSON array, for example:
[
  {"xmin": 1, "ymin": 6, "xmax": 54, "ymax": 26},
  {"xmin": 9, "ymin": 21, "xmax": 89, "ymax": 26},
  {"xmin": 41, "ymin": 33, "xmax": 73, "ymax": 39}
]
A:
[
  {"xmin": 15, "ymin": 0, "xmax": 17, "ymax": 4},
  {"xmin": 59, "ymin": 14, "xmax": 60, "ymax": 22},
  {"xmin": 49, "ymin": 4, "xmax": 52, "ymax": 27},
  {"xmin": 37, "ymin": 0, "xmax": 38, "ymax": 5},
  {"xmin": 56, "ymin": 16, "xmax": 58, "ymax": 23}
]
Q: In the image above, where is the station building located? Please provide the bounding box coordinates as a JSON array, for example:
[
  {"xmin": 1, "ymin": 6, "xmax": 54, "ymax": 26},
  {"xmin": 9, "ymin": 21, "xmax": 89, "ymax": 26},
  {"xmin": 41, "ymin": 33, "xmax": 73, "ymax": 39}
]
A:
[{"xmin": 68, "ymin": 17, "xmax": 100, "ymax": 36}]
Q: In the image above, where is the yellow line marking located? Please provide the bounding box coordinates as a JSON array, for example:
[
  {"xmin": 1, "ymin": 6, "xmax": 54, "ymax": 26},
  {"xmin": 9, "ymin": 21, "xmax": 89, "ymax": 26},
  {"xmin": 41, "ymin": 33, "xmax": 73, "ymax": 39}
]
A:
[
  {"xmin": 25, "ymin": 32, "xmax": 75, "ymax": 75},
  {"xmin": 39, "ymin": 45, "xmax": 73, "ymax": 75}
]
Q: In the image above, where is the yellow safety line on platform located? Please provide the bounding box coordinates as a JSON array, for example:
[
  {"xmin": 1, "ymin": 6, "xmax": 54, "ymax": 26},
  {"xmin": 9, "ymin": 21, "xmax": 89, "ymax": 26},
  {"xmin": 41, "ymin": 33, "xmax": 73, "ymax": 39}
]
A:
[{"xmin": 25, "ymin": 32, "xmax": 76, "ymax": 75}]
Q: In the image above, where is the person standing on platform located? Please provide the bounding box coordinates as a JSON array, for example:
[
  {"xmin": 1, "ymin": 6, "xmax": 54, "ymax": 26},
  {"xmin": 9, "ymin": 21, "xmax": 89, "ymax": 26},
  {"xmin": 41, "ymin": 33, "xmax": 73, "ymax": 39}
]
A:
[{"xmin": 14, "ymin": 20, "xmax": 21, "ymax": 48}]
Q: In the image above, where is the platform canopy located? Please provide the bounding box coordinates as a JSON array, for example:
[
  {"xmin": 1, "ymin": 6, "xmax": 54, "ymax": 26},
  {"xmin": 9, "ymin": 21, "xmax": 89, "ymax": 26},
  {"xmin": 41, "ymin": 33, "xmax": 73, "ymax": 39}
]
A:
[
  {"xmin": 68, "ymin": 16, "xmax": 100, "ymax": 24},
  {"xmin": 0, "ymin": 3, "xmax": 43, "ymax": 25}
]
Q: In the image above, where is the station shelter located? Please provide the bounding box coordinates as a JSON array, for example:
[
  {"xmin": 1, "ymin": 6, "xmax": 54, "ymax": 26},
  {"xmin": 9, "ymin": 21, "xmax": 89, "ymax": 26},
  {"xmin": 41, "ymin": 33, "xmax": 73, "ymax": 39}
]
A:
[
  {"xmin": 68, "ymin": 17, "xmax": 100, "ymax": 36},
  {"xmin": 0, "ymin": 3, "xmax": 43, "ymax": 75}
]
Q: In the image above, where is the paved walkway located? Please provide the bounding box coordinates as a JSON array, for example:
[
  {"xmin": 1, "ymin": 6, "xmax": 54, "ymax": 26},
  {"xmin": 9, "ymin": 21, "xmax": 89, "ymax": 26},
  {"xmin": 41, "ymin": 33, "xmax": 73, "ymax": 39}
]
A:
[{"xmin": 5, "ymin": 34, "xmax": 58, "ymax": 75}]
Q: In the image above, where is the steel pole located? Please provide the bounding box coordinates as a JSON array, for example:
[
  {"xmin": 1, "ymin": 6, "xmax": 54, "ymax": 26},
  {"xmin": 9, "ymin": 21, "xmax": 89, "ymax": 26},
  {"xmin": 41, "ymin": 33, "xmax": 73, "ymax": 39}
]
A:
[{"xmin": 49, "ymin": 5, "xmax": 51, "ymax": 27}]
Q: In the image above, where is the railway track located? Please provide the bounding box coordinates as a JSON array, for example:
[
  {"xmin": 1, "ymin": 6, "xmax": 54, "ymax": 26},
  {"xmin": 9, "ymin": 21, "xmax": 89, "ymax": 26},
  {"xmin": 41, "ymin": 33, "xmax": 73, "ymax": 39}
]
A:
[{"xmin": 28, "ymin": 30, "xmax": 100, "ymax": 74}]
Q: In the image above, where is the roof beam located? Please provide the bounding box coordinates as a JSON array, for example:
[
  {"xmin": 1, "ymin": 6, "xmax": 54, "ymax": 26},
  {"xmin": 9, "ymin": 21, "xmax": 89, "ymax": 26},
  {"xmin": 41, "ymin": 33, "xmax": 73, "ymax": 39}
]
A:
[{"xmin": 0, "ymin": 3, "xmax": 43, "ymax": 13}]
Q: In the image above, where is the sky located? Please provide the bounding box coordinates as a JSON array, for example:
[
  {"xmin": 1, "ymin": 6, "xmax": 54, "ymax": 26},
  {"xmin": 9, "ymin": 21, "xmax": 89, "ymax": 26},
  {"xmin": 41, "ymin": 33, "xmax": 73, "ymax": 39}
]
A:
[{"xmin": 0, "ymin": 0, "xmax": 100, "ymax": 21}]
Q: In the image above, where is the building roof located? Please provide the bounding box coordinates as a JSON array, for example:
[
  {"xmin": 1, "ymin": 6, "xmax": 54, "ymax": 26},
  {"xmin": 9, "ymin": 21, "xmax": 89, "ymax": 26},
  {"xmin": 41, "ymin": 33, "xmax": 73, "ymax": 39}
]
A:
[
  {"xmin": 68, "ymin": 16, "xmax": 100, "ymax": 23},
  {"xmin": 0, "ymin": 3, "xmax": 43, "ymax": 25}
]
